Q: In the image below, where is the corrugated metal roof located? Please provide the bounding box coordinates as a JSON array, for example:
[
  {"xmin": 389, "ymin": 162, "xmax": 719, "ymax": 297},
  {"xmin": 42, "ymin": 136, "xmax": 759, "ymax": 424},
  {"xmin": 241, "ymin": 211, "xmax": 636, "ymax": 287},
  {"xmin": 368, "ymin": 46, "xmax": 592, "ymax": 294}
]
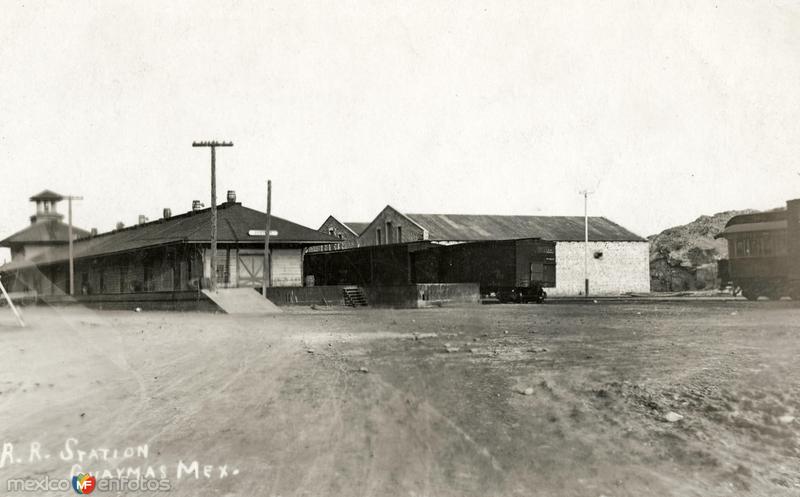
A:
[
  {"xmin": 0, "ymin": 221, "xmax": 90, "ymax": 246},
  {"xmin": 405, "ymin": 213, "xmax": 645, "ymax": 242},
  {"xmin": 0, "ymin": 203, "xmax": 337, "ymax": 271}
]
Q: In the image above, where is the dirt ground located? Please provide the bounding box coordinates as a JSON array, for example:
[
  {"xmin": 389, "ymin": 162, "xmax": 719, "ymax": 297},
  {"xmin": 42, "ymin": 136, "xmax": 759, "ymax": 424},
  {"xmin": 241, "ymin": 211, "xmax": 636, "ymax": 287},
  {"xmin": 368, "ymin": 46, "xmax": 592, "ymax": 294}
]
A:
[{"xmin": 0, "ymin": 301, "xmax": 798, "ymax": 497}]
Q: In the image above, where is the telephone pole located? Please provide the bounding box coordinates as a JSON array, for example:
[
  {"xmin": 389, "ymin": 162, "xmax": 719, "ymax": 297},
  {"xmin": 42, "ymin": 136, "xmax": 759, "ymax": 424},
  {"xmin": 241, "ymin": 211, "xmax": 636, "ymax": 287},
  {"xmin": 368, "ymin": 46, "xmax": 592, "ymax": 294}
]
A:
[
  {"xmin": 192, "ymin": 141, "xmax": 233, "ymax": 292},
  {"xmin": 64, "ymin": 195, "xmax": 83, "ymax": 295},
  {"xmin": 262, "ymin": 180, "xmax": 272, "ymax": 297},
  {"xmin": 579, "ymin": 189, "xmax": 594, "ymax": 297}
]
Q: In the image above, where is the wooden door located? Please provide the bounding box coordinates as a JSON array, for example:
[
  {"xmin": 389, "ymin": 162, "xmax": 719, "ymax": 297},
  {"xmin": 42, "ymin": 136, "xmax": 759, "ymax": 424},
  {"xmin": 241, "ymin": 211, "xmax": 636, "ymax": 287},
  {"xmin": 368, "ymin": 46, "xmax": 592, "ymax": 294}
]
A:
[{"xmin": 237, "ymin": 253, "xmax": 265, "ymax": 287}]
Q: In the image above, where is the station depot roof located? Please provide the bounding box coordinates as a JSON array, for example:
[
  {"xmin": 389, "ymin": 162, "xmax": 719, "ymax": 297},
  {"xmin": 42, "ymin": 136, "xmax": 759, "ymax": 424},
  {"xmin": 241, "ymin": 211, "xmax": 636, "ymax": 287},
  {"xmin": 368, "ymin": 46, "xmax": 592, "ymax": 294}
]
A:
[{"xmin": 0, "ymin": 202, "xmax": 338, "ymax": 272}]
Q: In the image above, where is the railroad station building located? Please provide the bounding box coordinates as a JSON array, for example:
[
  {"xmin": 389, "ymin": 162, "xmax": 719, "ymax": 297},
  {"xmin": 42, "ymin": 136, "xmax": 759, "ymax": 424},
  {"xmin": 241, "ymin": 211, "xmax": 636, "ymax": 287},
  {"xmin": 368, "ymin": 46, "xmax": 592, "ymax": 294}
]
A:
[
  {"xmin": 350, "ymin": 205, "xmax": 650, "ymax": 296},
  {"xmin": 0, "ymin": 191, "xmax": 336, "ymax": 301}
]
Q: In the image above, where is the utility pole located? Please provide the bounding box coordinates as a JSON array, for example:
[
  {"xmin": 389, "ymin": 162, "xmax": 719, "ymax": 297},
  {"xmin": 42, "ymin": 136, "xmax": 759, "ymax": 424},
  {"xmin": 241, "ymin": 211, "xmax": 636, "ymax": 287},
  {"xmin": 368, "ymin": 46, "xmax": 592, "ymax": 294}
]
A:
[
  {"xmin": 65, "ymin": 195, "xmax": 83, "ymax": 295},
  {"xmin": 192, "ymin": 141, "xmax": 233, "ymax": 292},
  {"xmin": 262, "ymin": 180, "xmax": 272, "ymax": 297},
  {"xmin": 579, "ymin": 189, "xmax": 594, "ymax": 297}
]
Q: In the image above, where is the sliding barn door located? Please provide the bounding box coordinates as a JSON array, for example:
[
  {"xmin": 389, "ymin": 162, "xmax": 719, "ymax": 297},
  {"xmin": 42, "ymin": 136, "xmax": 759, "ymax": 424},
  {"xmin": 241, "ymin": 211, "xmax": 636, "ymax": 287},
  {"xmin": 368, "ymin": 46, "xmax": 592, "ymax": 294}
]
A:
[{"xmin": 237, "ymin": 252, "xmax": 265, "ymax": 287}]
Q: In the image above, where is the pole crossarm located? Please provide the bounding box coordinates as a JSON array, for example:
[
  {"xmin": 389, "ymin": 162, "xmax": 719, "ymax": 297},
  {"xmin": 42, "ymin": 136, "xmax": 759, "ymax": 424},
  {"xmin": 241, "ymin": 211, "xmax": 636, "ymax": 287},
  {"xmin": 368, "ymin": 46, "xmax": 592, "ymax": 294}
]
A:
[{"xmin": 192, "ymin": 141, "xmax": 234, "ymax": 148}]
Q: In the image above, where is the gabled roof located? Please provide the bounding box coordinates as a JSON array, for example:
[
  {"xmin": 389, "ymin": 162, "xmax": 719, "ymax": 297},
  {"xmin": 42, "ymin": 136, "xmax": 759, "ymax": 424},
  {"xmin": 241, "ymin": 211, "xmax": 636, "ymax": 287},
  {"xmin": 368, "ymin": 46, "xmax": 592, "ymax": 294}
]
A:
[
  {"xmin": 0, "ymin": 220, "xmax": 89, "ymax": 246},
  {"xmin": 29, "ymin": 190, "xmax": 64, "ymax": 201},
  {"xmin": 319, "ymin": 215, "xmax": 369, "ymax": 237},
  {"xmin": 344, "ymin": 222, "xmax": 369, "ymax": 235},
  {"xmin": 361, "ymin": 205, "xmax": 429, "ymax": 238},
  {"xmin": 0, "ymin": 203, "xmax": 337, "ymax": 271},
  {"xmin": 404, "ymin": 213, "xmax": 645, "ymax": 242}
]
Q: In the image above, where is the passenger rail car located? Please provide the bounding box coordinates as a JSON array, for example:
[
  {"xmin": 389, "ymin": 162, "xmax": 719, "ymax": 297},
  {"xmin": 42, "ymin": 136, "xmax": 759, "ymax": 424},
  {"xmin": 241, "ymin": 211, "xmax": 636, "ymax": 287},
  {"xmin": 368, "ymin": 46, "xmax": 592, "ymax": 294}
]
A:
[{"xmin": 717, "ymin": 198, "xmax": 800, "ymax": 300}]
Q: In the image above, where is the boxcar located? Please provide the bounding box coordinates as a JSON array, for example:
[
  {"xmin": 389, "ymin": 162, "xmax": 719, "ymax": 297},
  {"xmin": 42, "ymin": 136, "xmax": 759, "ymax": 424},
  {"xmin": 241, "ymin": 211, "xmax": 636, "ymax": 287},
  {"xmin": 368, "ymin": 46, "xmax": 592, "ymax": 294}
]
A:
[
  {"xmin": 412, "ymin": 238, "xmax": 556, "ymax": 303},
  {"xmin": 304, "ymin": 238, "xmax": 556, "ymax": 303}
]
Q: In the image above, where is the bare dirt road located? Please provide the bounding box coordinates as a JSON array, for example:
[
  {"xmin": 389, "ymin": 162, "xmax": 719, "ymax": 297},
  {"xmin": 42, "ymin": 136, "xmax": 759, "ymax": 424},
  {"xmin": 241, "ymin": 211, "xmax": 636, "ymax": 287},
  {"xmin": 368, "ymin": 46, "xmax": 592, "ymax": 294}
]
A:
[{"xmin": 0, "ymin": 301, "xmax": 798, "ymax": 496}]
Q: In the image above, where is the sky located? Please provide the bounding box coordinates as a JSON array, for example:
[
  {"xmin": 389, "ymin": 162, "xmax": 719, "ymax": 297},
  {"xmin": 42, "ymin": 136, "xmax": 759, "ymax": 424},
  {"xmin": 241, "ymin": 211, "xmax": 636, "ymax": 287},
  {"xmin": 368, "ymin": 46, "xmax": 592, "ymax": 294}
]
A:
[{"xmin": 1, "ymin": 1, "xmax": 799, "ymax": 261}]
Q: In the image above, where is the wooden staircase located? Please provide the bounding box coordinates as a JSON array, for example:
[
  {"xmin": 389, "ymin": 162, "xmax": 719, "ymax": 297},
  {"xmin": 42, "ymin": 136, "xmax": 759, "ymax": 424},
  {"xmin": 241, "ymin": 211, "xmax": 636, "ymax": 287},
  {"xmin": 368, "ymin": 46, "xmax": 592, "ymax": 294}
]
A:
[{"xmin": 342, "ymin": 287, "xmax": 368, "ymax": 307}]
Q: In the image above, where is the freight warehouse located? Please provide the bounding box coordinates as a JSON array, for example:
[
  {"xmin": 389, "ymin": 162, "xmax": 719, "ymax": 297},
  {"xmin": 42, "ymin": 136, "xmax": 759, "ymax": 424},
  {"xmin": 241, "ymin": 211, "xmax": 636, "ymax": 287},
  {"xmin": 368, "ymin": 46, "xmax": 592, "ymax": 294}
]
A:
[{"xmin": 317, "ymin": 205, "xmax": 650, "ymax": 296}]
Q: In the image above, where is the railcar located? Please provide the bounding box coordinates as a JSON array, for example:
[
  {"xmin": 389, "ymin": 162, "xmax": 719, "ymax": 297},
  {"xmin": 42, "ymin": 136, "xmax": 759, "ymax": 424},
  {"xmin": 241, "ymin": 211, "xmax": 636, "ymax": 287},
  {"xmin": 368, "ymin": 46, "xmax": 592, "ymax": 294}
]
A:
[
  {"xmin": 413, "ymin": 238, "xmax": 556, "ymax": 303},
  {"xmin": 717, "ymin": 198, "xmax": 800, "ymax": 300},
  {"xmin": 304, "ymin": 238, "xmax": 557, "ymax": 303}
]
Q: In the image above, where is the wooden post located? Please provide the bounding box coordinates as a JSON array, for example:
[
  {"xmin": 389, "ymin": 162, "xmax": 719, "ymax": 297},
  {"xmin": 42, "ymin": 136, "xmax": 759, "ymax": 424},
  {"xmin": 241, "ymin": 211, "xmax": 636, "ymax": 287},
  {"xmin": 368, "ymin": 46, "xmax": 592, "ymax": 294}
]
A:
[
  {"xmin": 65, "ymin": 195, "xmax": 83, "ymax": 295},
  {"xmin": 0, "ymin": 276, "xmax": 25, "ymax": 327},
  {"xmin": 580, "ymin": 189, "xmax": 593, "ymax": 297},
  {"xmin": 262, "ymin": 180, "xmax": 272, "ymax": 296},
  {"xmin": 584, "ymin": 191, "xmax": 588, "ymax": 297},
  {"xmin": 192, "ymin": 141, "xmax": 233, "ymax": 293},
  {"xmin": 210, "ymin": 145, "xmax": 217, "ymax": 291},
  {"xmin": 68, "ymin": 197, "xmax": 74, "ymax": 295}
]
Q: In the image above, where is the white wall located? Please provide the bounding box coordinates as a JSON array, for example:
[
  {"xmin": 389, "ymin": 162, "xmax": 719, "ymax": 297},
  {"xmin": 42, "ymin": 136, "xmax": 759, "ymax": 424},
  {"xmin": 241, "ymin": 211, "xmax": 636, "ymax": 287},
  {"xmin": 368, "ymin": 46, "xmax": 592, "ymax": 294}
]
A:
[
  {"xmin": 548, "ymin": 241, "xmax": 650, "ymax": 296},
  {"xmin": 271, "ymin": 248, "xmax": 302, "ymax": 287}
]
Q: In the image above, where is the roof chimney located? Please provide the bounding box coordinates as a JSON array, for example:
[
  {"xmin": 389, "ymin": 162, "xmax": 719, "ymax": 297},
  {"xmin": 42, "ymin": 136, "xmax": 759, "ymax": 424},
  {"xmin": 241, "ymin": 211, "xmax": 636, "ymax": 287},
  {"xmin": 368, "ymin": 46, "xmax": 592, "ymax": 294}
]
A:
[
  {"xmin": 138, "ymin": 215, "xmax": 148, "ymax": 225},
  {"xmin": 192, "ymin": 200, "xmax": 204, "ymax": 212},
  {"xmin": 226, "ymin": 190, "xmax": 236, "ymax": 203},
  {"xmin": 163, "ymin": 208, "xmax": 172, "ymax": 219},
  {"xmin": 90, "ymin": 228, "xmax": 98, "ymax": 236},
  {"xmin": 115, "ymin": 222, "xmax": 125, "ymax": 230}
]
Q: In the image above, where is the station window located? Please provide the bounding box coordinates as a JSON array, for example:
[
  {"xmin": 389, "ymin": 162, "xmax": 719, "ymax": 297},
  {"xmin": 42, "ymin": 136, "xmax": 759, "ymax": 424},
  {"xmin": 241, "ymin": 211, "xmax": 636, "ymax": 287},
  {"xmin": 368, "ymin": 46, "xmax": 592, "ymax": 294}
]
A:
[{"xmin": 216, "ymin": 264, "xmax": 229, "ymax": 284}]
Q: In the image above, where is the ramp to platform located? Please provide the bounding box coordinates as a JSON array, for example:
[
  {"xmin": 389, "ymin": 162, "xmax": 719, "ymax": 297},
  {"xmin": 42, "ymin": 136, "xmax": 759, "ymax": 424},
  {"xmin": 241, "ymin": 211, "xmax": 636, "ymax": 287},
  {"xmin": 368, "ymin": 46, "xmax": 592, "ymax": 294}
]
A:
[{"xmin": 202, "ymin": 288, "xmax": 283, "ymax": 314}]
